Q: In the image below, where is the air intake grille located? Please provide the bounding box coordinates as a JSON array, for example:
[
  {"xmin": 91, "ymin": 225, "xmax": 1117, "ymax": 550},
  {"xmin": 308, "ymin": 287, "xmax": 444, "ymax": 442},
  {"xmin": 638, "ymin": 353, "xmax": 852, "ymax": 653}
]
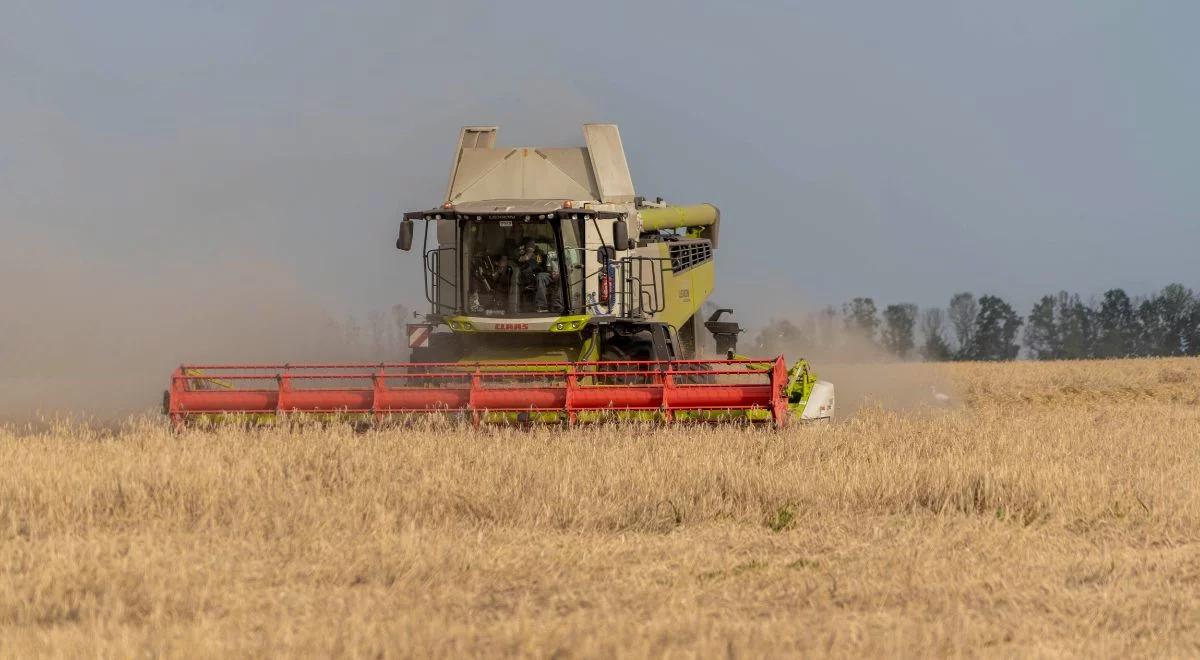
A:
[{"xmin": 669, "ymin": 241, "xmax": 713, "ymax": 273}]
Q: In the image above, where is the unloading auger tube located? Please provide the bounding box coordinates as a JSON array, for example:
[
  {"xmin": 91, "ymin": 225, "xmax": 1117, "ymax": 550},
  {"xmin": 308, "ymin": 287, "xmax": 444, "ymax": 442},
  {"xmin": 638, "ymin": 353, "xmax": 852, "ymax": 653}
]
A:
[{"xmin": 164, "ymin": 357, "xmax": 835, "ymax": 428}]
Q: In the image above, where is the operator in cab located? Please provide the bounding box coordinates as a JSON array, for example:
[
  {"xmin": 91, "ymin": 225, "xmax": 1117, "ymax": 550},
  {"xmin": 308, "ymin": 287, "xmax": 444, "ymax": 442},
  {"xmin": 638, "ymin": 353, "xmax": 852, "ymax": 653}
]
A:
[{"xmin": 514, "ymin": 237, "xmax": 562, "ymax": 313}]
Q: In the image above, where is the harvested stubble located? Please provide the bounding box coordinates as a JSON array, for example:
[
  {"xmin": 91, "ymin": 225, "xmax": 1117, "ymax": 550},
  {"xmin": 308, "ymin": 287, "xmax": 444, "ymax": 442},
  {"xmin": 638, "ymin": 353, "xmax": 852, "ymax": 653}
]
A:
[{"xmin": 2, "ymin": 358, "xmax": 1200, "ymax": 658}]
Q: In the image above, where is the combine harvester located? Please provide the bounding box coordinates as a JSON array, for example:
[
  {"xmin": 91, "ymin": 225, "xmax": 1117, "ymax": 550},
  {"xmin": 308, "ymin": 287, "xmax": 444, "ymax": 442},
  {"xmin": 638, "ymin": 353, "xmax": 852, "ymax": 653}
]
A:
[{"xmin": 165, "ymin": 125, "xmax": 834, "ymax": 427}]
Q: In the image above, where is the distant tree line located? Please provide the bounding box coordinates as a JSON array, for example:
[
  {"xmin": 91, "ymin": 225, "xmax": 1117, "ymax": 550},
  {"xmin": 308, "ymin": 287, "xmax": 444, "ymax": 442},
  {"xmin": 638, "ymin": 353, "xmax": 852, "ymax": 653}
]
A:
[
  {"xmin": 1023, "ymin": 285, "xmax": 1200, "ymax": 359},
  {"xmin": 751, "ymin": 284, "xmax": 1200, "ymax": 362}
]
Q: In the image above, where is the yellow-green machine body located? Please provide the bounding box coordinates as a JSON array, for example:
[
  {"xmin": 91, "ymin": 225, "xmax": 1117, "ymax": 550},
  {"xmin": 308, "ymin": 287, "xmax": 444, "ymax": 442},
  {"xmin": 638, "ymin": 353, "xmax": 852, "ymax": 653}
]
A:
[{"xmin": 395, "ymin": 124, "xmax": 835, "ymax": 420}]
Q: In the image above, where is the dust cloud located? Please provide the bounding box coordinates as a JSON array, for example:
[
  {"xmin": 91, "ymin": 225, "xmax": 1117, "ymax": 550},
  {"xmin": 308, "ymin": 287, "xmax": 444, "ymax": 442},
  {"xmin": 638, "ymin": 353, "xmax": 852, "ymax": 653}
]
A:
[
  {"xmin": 0, "ymin": 238, "xmax": 406, "ymax": 424},
  {"xmin": 742, "ymin": 310, "xmax": 960, "ymax": 417},
  {"xmin": 0, "ymin": 99, "xmax": 426, "ymax": 425},
  {"xmin": 817, "ymin": 362, "xmax": 958, "ymax": 417}
]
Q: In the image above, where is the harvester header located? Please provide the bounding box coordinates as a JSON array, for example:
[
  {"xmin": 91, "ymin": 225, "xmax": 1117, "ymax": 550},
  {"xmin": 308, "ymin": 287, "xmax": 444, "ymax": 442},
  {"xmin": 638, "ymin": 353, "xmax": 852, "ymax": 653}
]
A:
[{"xmin": 165, "ymin": 356, "xmax": 834, "ymax": 427}]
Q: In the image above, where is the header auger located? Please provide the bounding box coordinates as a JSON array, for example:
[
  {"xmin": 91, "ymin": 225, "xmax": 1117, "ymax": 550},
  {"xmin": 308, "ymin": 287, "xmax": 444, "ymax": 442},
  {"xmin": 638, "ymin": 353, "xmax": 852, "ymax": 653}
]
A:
[{"xmin": 164, "ymin": 124, "xmax": 834, "ymax": 427}]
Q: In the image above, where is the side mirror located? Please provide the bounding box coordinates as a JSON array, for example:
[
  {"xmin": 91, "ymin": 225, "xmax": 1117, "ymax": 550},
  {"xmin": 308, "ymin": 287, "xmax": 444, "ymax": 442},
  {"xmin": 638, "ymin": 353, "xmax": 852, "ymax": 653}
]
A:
[
  {"xmin": 396, "ymin": 219, "xmax": 414, "ymax": 251},
  {"xmin": 612, "ymin": 218, "xmax": 629, "ymax": 250}
]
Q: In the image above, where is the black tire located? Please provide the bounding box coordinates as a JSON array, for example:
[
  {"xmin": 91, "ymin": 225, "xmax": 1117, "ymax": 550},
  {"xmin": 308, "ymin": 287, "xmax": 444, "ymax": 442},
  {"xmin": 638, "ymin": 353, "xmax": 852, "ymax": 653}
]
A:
[{"xmin": 599, "ymin": 328, "xmax": 656, "ymax": 384}]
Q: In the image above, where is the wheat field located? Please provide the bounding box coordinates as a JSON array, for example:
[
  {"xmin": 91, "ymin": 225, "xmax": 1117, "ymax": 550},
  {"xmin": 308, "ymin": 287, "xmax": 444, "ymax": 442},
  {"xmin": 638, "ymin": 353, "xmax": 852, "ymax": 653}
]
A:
[{"xmin": 2, "ymin": 358, "xmax": 1199, "ymax": 658}]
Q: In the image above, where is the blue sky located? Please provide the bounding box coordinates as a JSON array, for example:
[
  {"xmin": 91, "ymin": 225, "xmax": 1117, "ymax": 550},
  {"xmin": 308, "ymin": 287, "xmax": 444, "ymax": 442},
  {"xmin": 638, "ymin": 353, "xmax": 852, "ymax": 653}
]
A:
[{"xmin": 3, "ymin": 1, "xmax": 1197, "ymax": 324}]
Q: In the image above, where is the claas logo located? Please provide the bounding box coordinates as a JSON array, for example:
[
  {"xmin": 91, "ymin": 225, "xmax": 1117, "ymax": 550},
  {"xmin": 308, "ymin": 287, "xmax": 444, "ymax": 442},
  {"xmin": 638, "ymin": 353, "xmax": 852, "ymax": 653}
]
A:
[{"xmin": 495, "ymin": 323, "xmax": 530, "ymax": 331}]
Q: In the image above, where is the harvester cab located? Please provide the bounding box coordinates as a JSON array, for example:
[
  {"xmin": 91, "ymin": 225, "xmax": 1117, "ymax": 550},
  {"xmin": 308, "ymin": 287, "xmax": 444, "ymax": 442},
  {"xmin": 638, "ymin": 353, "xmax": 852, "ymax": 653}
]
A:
[
  {"xmin": 164, "ymin": 124, "xmax": 835, "ymax": 427},
  {"xmin": 397, "ymin": 124, "xmax": 726, "ymax": 366}
]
